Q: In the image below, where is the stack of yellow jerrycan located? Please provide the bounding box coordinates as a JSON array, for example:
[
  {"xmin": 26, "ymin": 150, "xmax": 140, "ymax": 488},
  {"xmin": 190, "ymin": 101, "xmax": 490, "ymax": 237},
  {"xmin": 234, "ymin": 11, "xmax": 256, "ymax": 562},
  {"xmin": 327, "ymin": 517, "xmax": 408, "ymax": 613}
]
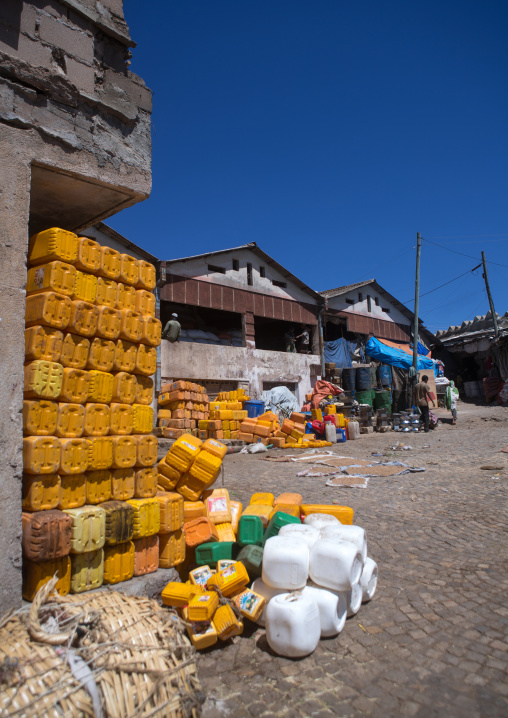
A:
[{"xmin": 22, "ymin": 227, "xmax": 162, "ymax": 599}]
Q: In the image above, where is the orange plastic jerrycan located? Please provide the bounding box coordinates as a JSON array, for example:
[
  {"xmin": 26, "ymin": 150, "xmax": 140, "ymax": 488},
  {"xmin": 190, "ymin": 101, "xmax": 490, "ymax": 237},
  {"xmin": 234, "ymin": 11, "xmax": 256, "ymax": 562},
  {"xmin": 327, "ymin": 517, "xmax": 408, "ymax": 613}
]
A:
[
  {"xmin": 22, "ymin": 473, "xmax": 60, "ymax": 511},
  {"xmin": 83, "ymin": 403, "xmax": 110, "ymax": 437},
  {"xmin": 60, "ymin": 333, "xmax": 90, "ymax": 369},
  {"xmin": 96, "ymin": 306, "xmax": 121, "ymax": 340},
  {"xmin": 60, "ymin": 368, "xmax": 91, "ymax": 403},
  {"xmin": 59, "ymin": 437, "xmax": 89, "ymax": 475},
  {"xmin": 110, "ymin": 403, "xmax": 133, "ymax": 435},
  {"xmin": 87, "ymin": 437, "xmax": 113, "ymax": 470},
  {"xmin": 103, "ymin": 541, "xmax": 134, "ymax": 584},
  {"xmin": 25, "ymin": 292, "xmax": 71, "ymax": 330},
  {"xmin": 72, "ymin": 271, "xmax": 97, "ymax": 303},
  {"xmin": 133, "ymin": 535, "xmax": 159, "ymax": 576},
  {"xmin": 136, "ymin": 260, "xmax": 156, "ymax": 291},
  {"xmin": 55, "ymin": 402, "xmax": 85, "ymax": 438},
  {"xmin": 113, "ymin": 339, "xmax": 137, "ymax": 373},
  {"xmin": 119, "ymin": 309, "xmax": 142, "ymax": 342},
  {"xmin": 75, "ymin": 236, "xmax": 101, "ymax": 273},
  {"xmin": 135, "ymin": 375, "xmax": 153, "ymax": 405},
  {"xmin": 135, "ymin": 289, "xmax": 155, "ymax": 316},
  {"xmin": 99, "ymin": 245, "xmax": 121, "ymax": 280},
  {"xmin": 24, "ymin": 360, "xmax": 63, "ymax": 399},
  {"xmin": 86, "ymin": 469, "xmax": 112, "ymax": 504},
  {"xmin": 58, "ymin": 473, "xmax": 86, "ymax": 509},
  {"xmin": 23, "ymin": 436, "xmax": 60, "ymax": 474},
  {"xmin": 136, "ymin": 434, "xmax": 158, "ymax": 467},
  {"xmin": 25, "ymin": 326, "xmax": 63, "ymax": 363},
  {"xmin": 96, "ymin": 277, "xmax": 118, "ymax": 308},
  {"xmin": 120, "ymin": 254, "xmax": 139, "ymax": 285},
  {"xmin": 22, "ymin": 556, "xmax": 71, "ymax": 601},
  {"xmin": 23, "ymin": 399, "xmax": 58, "ymax": 436},
  {"xmin": 69, "ymin": 548, "xmax": 104, "ymax": 593},
  {"xmin": 156, "ymin": 492, "xmax": 184, "ymax": 533},
  {"xmin": 68, "ymin": 300, "xmax": 99, "ymax": 337},
  {"xmin": 111, "ymin": 435, "xmax": 137, "ymax": 469},
  {"xmin": 86, "ymin": 337, "xmax": 115, "ymax": 372},
  {"xmin": 159, "ymin": 530, "xmax": 186, "ymax": 568},
  {"xmin": 112, "ymin": 371, "xmax": 137, "ymax": 404},
  {"xmin": 139, "ymin": 316, "xmax": 161, "ymax": 347},
  {"xmin": 134, "ymin": 466, "xmax": 158, "ymax": 498},
  {"xmin": 28, "ymin": 228, "xmax": 78, "ymax": 266},
  {"xmin": 111, "ymin": 467, "xmax": 135, "ymax": 500},
  {"xmin": 27, "ymin": 261, "xmax": 76, "ymax": 297},
  {"xmin": 88, "ymin": 370, "xmax": 114, "ymax": 403},
  {"xmin": 132, "ymin": 404, "xmax": 153, "ymax": 434},
  {"xmin": 63, "ymin": 505, "xmax": 106, "ymax": 553},
  {"xmin": 116, "ymin": 282, "xmax": 137, "ymax": 311},
  {"xmin": 135, "ymin": 344, "xmax": 157, "ymax": 376}
]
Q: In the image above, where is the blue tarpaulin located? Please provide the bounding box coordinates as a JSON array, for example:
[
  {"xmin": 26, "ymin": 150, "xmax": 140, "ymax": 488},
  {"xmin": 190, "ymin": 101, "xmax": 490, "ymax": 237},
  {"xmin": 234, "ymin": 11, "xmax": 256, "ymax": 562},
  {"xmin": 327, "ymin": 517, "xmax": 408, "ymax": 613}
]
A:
[
  {"xmin": 324, "ymin": 338, "xmax": 365, "ymax": 368},
  {"xmin": 365, "ymin": 337, "xmax": 435, "ymax": 371}
]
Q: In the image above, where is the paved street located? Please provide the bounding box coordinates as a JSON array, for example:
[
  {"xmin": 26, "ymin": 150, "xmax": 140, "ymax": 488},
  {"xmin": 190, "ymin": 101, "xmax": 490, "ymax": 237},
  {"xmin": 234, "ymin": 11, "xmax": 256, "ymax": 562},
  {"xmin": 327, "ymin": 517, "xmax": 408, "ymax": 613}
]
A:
[{"xmin": 198, "ymin": 403, "xmax": 508, "ymax": 717}]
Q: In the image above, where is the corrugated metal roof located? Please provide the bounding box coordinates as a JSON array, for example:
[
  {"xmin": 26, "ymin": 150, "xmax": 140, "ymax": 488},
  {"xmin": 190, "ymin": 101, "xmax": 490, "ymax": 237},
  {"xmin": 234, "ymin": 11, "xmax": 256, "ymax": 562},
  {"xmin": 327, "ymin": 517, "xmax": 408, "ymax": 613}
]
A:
[{"xmin": 319, "ymin": 280, "xmax": 375, "ymax": 297}]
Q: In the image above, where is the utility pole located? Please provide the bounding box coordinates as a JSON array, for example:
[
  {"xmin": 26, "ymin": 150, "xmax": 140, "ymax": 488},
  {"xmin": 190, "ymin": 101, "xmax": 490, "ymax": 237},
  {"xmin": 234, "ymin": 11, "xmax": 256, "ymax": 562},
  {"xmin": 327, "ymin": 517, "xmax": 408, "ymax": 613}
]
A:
[
  {"xmin": 481, "ymin": 251, "xmax": 499, "ymax": 338},
  {"xmin": 411, "ymin": 233, "xmax": 422, "ymax": 406}
]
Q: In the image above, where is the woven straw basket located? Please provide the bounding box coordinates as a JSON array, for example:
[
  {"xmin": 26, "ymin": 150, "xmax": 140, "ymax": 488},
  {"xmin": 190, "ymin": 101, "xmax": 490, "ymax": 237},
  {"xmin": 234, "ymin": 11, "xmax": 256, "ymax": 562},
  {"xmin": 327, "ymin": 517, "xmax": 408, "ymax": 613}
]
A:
[{"xmin": 0, "ymin": 579, "xmax": 204, "ymax": 717}]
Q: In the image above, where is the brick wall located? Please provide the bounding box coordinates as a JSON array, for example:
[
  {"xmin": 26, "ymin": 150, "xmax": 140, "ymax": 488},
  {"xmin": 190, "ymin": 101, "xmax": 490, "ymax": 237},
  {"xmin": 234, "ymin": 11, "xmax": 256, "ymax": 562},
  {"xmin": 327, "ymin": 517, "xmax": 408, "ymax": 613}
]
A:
[{"xmin": 327, "ymin": 310, "xmax": 411, "ymax": 342}]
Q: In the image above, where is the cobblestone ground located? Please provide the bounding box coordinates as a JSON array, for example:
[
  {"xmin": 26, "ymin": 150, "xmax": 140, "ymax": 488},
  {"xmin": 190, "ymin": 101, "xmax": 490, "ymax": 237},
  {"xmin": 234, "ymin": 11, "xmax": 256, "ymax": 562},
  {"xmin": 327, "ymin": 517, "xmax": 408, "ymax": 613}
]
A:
[{"xmin": 198, "ymin": 403, "xmax": 508, "ymax": 718}]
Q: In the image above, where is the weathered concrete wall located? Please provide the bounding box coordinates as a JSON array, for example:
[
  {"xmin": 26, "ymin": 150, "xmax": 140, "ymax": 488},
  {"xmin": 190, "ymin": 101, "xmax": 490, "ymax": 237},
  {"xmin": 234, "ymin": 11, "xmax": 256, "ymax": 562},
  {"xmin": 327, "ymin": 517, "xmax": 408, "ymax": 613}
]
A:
[
  {"xmin": 0, "ymin": 0, "xmax": 152, "ymax": 614},
  {"xmin": 161, "ymin": 341, "xmax": 320, "ymax": 403}
]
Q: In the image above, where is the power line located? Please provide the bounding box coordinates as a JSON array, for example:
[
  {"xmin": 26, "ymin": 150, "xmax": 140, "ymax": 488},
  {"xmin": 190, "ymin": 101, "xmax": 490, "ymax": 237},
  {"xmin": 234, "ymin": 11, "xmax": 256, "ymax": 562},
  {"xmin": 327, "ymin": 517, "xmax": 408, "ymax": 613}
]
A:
[
  {"xmin": 402, "ymin": 265, "xmax": 481, "ymax": 305},
  {"xmin": 422, "ymin": 238, "xmax": 508, "ymax": 267},
  {"xmin": 425, "ymin": 233, "xmax": 508, "ymax": 239}
]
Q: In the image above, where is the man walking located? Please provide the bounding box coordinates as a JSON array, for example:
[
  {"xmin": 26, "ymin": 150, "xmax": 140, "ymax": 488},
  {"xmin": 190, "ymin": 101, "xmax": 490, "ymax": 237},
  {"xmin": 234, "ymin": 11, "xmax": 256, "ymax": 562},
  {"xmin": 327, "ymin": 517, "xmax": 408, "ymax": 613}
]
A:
[
  {"xmin": 415, "ymin": 375, "xmax": 436, "ymax": 432},
  {"xmin": 162, "ymin": 313, "xmax": 181, "ymax": 343}
]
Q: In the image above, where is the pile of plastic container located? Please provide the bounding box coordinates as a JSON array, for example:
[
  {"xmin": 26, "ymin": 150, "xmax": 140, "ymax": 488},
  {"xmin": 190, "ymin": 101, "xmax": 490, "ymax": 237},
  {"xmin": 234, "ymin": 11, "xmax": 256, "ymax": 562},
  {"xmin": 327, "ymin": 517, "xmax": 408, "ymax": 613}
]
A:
[
  {"xmin": 201, "ymin": 389, "xmax": 250, "ymax": 440},
  {"xmin": 161, "ymin": 484, "xmax": 378, "ymax": 656},
  {"xmin": 156, "ymin": 381, "xmax": 211, "ymax": 439},
  {"xmin": 237, "ymin": 410, "xmax": 332, "ymax": 449},
  {"xmin": 22, "ymin": 227, "xmax": 162, "ymax": 598}
]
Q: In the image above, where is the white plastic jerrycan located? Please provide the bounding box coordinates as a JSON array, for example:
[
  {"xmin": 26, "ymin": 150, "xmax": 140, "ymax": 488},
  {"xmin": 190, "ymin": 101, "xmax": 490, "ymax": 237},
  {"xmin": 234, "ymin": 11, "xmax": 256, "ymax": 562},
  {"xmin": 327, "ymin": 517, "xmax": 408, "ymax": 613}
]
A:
[
  {"xmin": 320, "ymin": 524, "xmax": 367, "ymax": 564},
  {"xmin": 303, "ymin": 583, "xmax": 347, "ymax": 637},
  {"xmin": 304, "ymin": 513, "xmax": 341, "ymax": 530},
  {"xmin": 310, "ymin": 538, "xmax": 363, "ymax": 591},
  {"xmin": 278, "ymin": 523, "xmax": 320, "ymax": 549},
  {"xmin": 250, "ymin": 578, "xmax": 287, "ymax": 627},
  {"xmin": 341, "ymin": 581, "xmax": 363, "ymax": 617},
  {"xmin": 262, "ymin": 536, "xmax": 309, "ymax": 590},
  {"xmin": 265, "ymin": 592, "xmax": 321, "ymax": 658},
  {"xmin": 360, "ymin": 557, "xmax": 378, "ymax": 603}
]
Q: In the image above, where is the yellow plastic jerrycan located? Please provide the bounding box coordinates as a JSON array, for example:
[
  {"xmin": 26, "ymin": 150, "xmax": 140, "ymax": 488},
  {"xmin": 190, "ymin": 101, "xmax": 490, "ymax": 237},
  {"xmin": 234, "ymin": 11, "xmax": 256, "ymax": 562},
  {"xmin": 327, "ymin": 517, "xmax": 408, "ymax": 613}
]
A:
[
  {"xmin": 188, "ymin": 591, "xmax": 219, "ymax": 622},
  {"xmin": 156, "ymin": 491, "xmax": 184, "ymax": 533},
  {"xmin": 68, "ymin": 300, "xmax": 99, "ymax": 338},
  {"xmin": 24, "ymin": 326, "xmax": 63, "ymax": 363},
  {"xmin": 157, "ymin": 459, "xmax": 181, "ymax": 491},
  {"xmin": 86, "ymin": 338, "xmax": 115, "ymax": 372},
  {"xmin": 188, "ymin": 449, "xmax": 222, "ymax": 485},
  {"xmin": 83, "ymin": 403, "xmax": 110, "ymax": 437},
  {"xmin": 206, "ymin": 561, "xmax": 249, "ymax": 597},
  {"xmin": 184, "ymin": 500, "xmax": 206, "ymax": 522},
  {"xmin": 213, "ymin": 604, "xmax": 243, "ymax": 641},
  {"xmin": 126, "ymin": 497, "xmax": 160, "ymax": 538},
  {"xmin": 111, "ymin": 371, "xmax": 137, "ymax": 404},
  {"xmin": 22, "ymin": 556, "xmax": 71, "ymax": 601},
  {"xmin": 161, "ymin": 581, "xmax": 201, "ymax": 608},
  {"xmin": 119, "ymin": 309, "xmax": 142, "ymax": 342},
  {"xmin": 135, "ymin": 289, "xmax": 155, "ymax": 316},
  {"xmin": 140, "ymin": 316, "xmax": 162, "ymax": 347},
  {"xmin": 96, "ymin": 306, "xmax": 121, "ymax": 340},
  {"xmin": 75, "ymin": 236, "xmax": 101, "ymax": 273},
  {"xmin": 135, "ymin": 375, "xmax": 153, "ymax": 405},
  {"xmin": 165, "ymin": 434, "xmax": 203, "ymax": 474},
  {"xmin": 60, "ymin": 368, "xmax": 91, "ymax": 403},
  {"xmin": 134, "ymin": 345, "xmax": 157, "ymax": 376},
  {"xmin": 110, "ymin": 403, "xmax": 134, "ymax": 435},
  {"xmin": 87, "ymin": 436, "xmax": 113, "ymax": 470},
  {"xmin": 24, "ymin": 360, "xmax": 63, "ymax": 400},
  {"xmin": 25, "ymin": 292, "xmax": 71, "ymax": 330},
  {"xmin": 119, "ymin": 254, "xmax": 139, "ymax": 285},
  {"xmin": 27, "ymin": 261, "xmax": 76, "ymax": 297},
  {"xmin": 86, "ymin": 469, "xmax": 112, "ymax": 504},
  {"xmin": 63, "ymin": 505, "xmax": 106, "ymax": 553},
  {"xmin": 88, "ymin": 370, "xmax": 114, "ymax": 403},
  {"xmin": 60, "ymin": 333, "xmax": 90, "ymax": 369},
  {"xmin": 23, "ymin": 436, "xmax": 60, "ymax": 474},
  {"xmin": 135, "ymin": 434, "xmax": 158, "ymax": 467},
  {"xmin": 58, "ymin": 473, "xmax": 86, "ymax": 509},
  {"xmin": 55, "ymin": 403, "xmax": 85, "ymax": 438},
  {"xmin": 28, "ymin": 228, "xmax": 78, "ymax": 266},
  {"xmin": 22, "ymin": 400, "xmax": 58, "ymax": 436},
  {"xmin": 183, "ymin": 608, "xmax": 218, "ymax": 650},
  {"xmin": 59, "ymin": 437, "xmax": 89, "ymax": 475},
  {"xmin": 22, "ymin": 473, "xmax": 60, "ymax": 511},
  {"xmin": 103, "ymin": 541, "xmax": 134, "ymax": 584},
  {"xmin": 98, "ymin": 245, "xmax": 121, "ymax": 280},
  {"xmin": 113, "ymin": 339, "xmax": 137, "ymax": 373},
  {"xmin": 159, "ymin": 530, "xmax": 186, "ymax": 568},
  {"xmin": 111, "ymin": 435, "xmax": 137, "ymax": 469},
  {"xmin": 73, "ymin": 271, "xmax": 97, "ymax": 303},
  {"xmin": 116, "ymin": 282, "xmax": 137, "ymax": 311},
  {"xmin": 69, "ymin": 548, "xmax": 104, "ymax": 593},
  {"xmin": 136, "ymin": 260, "xmax": 156, "ymax": 291},
  {"xmin": 133, "ymin": 466, "xmax": 158, "ymax": 498},
  {"xmin": 111, "ymin": 468, "xmax": 134, "ymax": 500},
  {"xmin": 132, "ymin": 404, "xmax": 153, "ymax": 434},
  {"xmin": 96, "ymin": 277, "xmax": 118, "ymax": 308}
]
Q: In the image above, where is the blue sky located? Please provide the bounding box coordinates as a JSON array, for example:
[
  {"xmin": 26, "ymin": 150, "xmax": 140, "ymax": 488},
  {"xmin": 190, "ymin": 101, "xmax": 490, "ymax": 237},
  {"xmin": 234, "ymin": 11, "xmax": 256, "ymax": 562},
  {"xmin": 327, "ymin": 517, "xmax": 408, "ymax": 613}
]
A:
[{"xmin": 110, "ymin": 0, "xmax": 508, "ymax": 333}]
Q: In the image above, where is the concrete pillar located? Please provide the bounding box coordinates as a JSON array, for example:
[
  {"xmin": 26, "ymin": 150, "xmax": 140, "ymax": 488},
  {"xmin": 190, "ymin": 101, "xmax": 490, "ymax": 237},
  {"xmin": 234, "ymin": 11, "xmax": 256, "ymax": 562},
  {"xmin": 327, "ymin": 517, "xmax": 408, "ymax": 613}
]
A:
[{"xmin": 0, "ymin": 126, "xmax": 31, "ymax": 611}]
